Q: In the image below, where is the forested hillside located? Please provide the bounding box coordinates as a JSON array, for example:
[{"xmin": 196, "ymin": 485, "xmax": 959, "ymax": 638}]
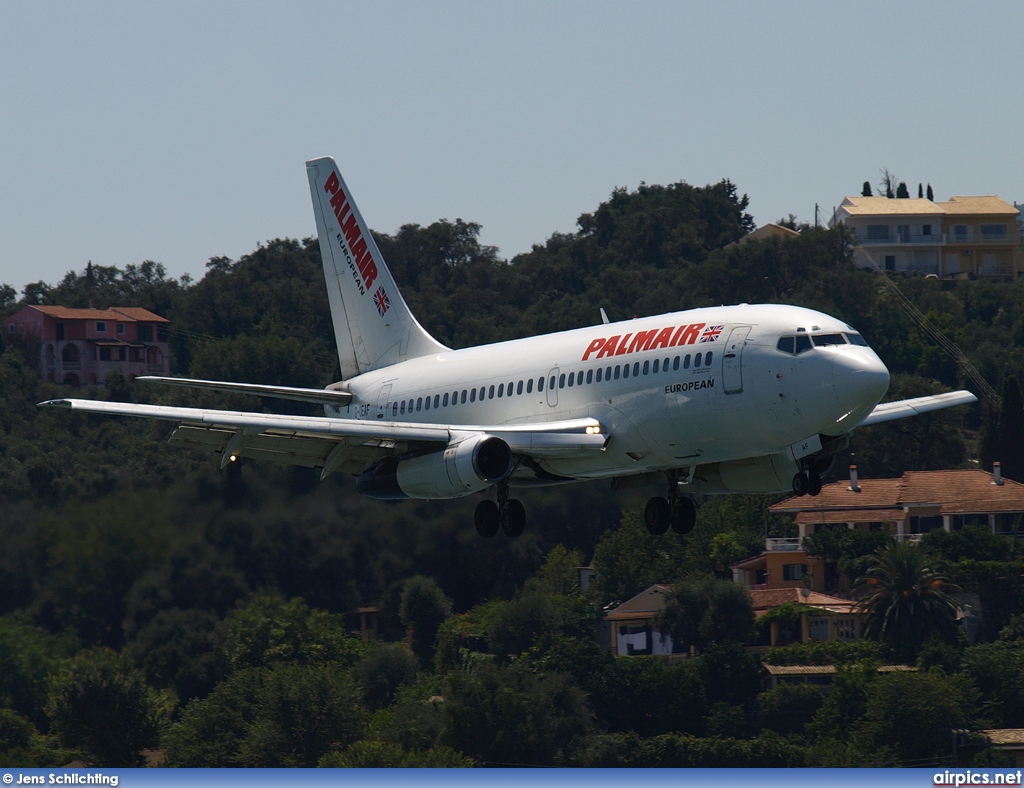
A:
[{"xmin": 1, "ymin": 178, "xmax": 1023, "ymax": 767}]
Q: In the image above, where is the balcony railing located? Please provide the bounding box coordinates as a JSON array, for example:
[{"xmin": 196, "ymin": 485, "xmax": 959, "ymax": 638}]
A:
[
  {"xmin": 766, "ymin": 538, "xmax": 803, "ymax": 552},
  {"xmin": 855, "ymin": 231, "xmax": 1015, "ymax": 246}
]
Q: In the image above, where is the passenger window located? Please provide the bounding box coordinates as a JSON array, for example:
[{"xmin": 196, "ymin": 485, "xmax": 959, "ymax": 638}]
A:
[
  {"xmin": 623, "ymin": 364, "xmax": 630, "ymax": 379},
  {"xmin": 586, "ymin": 369, "xmax": 593, "ymax": 384},
  {"xmin": 683, "ymin": 355, "xmax": 691, "ymax": 369},
  {"xmin": 470, "ymin": 388, "xmax": 476, "ymax": 402},
  {"xmin": 777, "ymin": 336, "xmax": 795, "ymax": 354},
  {"xmin": 416, "ymin": 397, "xmax": 422, "ymax": 411},
  {"xmin": 434, "ymin": 394, "xmax": 440, "ymax": 409},
  {"xmin": 633, "ymin": 362, "xmax": 640, "ymax": 377},
  {"xmin": 400, "ymin": 401, "xmax": 406, "ymax": 415},
  {"xmin": 567, "ymin": 372, "xmax": 574, "ymax": 388},
  {"xmin": 653, "ymin": 359, "xmax": 660, "ymax": 374},
  {"xmin": 606, "ymin": 366, "xmax": 612, "ymax": 380},
  {"xmin": 596, "ymin": 368, "xmax": 603, "ymax": 383},
  {"xmin": 559, "ymin": 374, "xmax": 566, "ymax": 389},
  {"xmin": 425, "ymin": 396, "xmax": 431, "ymax": 411},
  {"xmin": 517, "ymin": 380, "xmax": 524, "ymax": 395},
  {"xmin": 527, "ymin": 379, "xmax": 533, "ymax": 394},
  {"xmin": 705, "ymin": 351, "xmax": 713, "ymax": 365},
  {"xmin": 392, "ymin": 403, "xmax": 397, "ymax": 417},
  {"xmin": 614, "ymin": 365, "xmax": 620, "ymax": 380},
  {"xmin": 539, "ymin": 377, "xmax": 545, "ymax": 392},
  {"xmin": 461, "ymin": 390, "xmax": 467, "ymax": 404},
  {"xmin": 673, "ymin": 356, "xmax": 680, "ymax": 371},
  {"xmin": 549, "ymin": 376, "xmax": 555, "ymax": 390},
  {"xmin": 795, "ymin": 335, "xmax": 812, "ymax": 354},
  {"xmin": 694, "ymin": 353, "xmax": 702, "ymax": 367},
  {"xmin": 488, "ymin": 385, "xmax": 495, "ymax": 399},
  {"xmin": 498, "ymin": 383, "xmax": 504, "ymax": 397}
]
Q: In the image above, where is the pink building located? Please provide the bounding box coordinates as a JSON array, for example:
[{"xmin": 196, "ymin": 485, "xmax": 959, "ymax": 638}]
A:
[{"xmin": 4, "ymin": 305, "xmax": 171, "ymax": 386}]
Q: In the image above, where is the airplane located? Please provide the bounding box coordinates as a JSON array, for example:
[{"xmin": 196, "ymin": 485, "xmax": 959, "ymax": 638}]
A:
[{"xmin": 40, "ymin": 157, "xmax": 978, "ymax": 538}]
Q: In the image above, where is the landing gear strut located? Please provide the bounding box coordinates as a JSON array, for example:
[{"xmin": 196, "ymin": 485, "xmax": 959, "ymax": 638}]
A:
[
  {"xmin": 644, "ymin": 470, "xmax": 697, "ymax": 536},
  {"xmin": 475, "ymin": 480, "xmax": 526, "ymax": 538}
]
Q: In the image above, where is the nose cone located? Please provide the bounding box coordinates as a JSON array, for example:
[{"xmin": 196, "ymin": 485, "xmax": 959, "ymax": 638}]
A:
[{"xmin": 833, "ymin": 349, "xmax": 890, "ymax": 429}]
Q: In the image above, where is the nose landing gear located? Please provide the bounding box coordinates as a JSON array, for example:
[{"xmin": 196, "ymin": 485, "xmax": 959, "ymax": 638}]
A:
[
  {"xmin": 643, "ymin": 470, "xmax": 697, "ymax": 535},
  {"xmin": 792, "ymin": 466, "xmax": 822, "ymax": 497}
]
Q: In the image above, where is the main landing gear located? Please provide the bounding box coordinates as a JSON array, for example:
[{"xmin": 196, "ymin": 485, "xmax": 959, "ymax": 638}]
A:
[
  {"xmin": 474, "ymin": 480, "xmax": 526, "ymax": 538},
  {"xmin": 792, "ymin": 465, "xmax": 822, "ymax": 497},
  {"xmin": 644, "ymin": 469, "xmax": 697, "ymax": 536}
]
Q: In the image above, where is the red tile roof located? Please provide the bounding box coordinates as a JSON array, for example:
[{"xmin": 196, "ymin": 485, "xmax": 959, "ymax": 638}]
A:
[
  {"xmin": 25, "ymin": 305, "xmax": 169, "ymax": 323},
  {"xmin": 749, "ymin": 588, "xmax": 856, "ymax": 612},
  {"xmin": 771, "ymin": 469, "xmax": 1024, "ymax": 519}
]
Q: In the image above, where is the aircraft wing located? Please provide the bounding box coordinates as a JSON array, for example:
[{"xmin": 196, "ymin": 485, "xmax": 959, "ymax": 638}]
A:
[
  {"xmin": 857, "ymin": 390, "xmax": 978, "ymax": 427},
  {"xmin": 38, "ymin": 399, "xmax": 607, "ymax": 475},
  {"xmin": 138, "ymin": 376, "xmax": 353, "ymax": 406}
]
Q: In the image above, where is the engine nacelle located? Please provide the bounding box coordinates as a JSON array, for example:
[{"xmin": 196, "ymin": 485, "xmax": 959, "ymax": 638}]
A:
[
  {"xmin": 684, "ymin": 454, "xmax": 800, "ymax": 495},
  {"xmin": 356, "ymin": 434, "xmax": 513, "ymax": 500}
]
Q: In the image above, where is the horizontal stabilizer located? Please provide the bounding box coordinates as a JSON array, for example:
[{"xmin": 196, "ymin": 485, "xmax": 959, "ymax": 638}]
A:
[
  {"xmin": 858, "ymin": 390, "xmax": 978, "ymax": 427},
  {"xmin": 140, "ymin": 376, "xmax": 353, "ymax": 406}
]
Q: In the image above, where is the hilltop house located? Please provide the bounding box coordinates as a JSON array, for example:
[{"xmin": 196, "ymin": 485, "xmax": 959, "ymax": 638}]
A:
[{"xmin": 4, "ymin": 305, "xmax": 171, "ymax": 386}]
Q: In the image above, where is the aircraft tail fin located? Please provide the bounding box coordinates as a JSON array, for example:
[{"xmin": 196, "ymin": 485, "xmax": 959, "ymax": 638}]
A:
[{"xmin": 306, "ymin": 157, "xmax": 449, "ymax": 379}]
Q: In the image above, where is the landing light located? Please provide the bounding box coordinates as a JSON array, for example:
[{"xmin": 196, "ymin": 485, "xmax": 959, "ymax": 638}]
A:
[{"xmin": 586, "ymin": 426, "xmax": 601, "ymax": 435}]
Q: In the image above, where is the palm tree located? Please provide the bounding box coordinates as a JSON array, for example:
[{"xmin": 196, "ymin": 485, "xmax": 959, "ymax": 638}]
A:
[{"xmin": 854, "ymin": 539, "xmax": 960, "ymax": 661}]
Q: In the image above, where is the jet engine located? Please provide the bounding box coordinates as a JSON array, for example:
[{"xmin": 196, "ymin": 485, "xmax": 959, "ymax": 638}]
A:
[
  {"xmin": 356, "ymin": 434, "xmax": 513, "ymax": 500},
  {"xmin": 684, "ymin": 453, "xmax": 800, "ymax": 495}
]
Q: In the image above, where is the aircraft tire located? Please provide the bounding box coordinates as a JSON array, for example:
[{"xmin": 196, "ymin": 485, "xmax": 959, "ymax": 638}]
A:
[
  {"xmin": 644, "ymin": 497, "xmax": 671, "ymax": 535},
  {"xmin": 807, "ymin": 470, "xmax": 822, "ymax": 497},
  {"xmin": 501, "ymin": 499, "xmax": 526, "ymax": 538},
  {"xmin": 671, "ymin": 498, "xmax": 697, "ymax": 535},
  {"xmin": 475, "ymin": 500, "xmax": 500, "ymax": 538},
  {"xmin": 792, "ymin": 472, "xmax": 808, "ymax": 496}
]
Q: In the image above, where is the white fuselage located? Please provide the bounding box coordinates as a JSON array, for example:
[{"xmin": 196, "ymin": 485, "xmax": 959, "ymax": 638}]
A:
[{"xmin": 325, "ymin": 303, "xmax": 890, "ymax": 484}]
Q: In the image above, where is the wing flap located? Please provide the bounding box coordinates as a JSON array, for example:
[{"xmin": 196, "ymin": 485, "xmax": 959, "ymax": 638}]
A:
[
  {"xmin": 140, "ymin": 376, "xmax": 353, "ymax": 406},
  {"xmin": 859, "ymin": 390, "xmax": 978, "ymax": 427}
]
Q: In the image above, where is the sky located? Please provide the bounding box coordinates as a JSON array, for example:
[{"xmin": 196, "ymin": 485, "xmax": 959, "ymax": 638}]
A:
[{"xmin": 1, "ymin": 0, "xmax": 1022, "ymax": 296}]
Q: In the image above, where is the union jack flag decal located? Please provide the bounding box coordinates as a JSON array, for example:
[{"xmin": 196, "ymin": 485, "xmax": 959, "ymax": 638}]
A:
[
  {"xmin": 700, "ymin": 325, "xmax": 723, "ymax": 343},
  {"xmin": 373, "ymin": 286, "xmax": 391, "ymax": 317}
]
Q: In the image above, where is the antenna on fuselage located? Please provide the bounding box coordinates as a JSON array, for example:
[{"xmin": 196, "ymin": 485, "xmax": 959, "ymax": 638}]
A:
[{"xmin": 600, "ymin": 308, "xmax": 611, "ymax": 325}]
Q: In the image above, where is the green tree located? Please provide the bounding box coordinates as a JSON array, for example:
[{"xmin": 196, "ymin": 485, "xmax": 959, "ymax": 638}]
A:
[
  {"xmin": 222, "ymin": 594, "xmax": 366, "ymax": 671},
  {"xmin": 656, "ymin": 574, "xmax": 755, "ymax": 652},
  {"xmin": 442, "ymin": 662, "xmax": 592, "ymax": 766},
  {"xmin": 165, "ymin": 662, "xmax": 365, "ymax": 767},
  {"xmin": 854, "ymin": 540, "xmax": 961, "ymax": 661},
  {"xmin": 400, "ymin": 576, "xmax": 453, "ymax": 667},
  {"xmin": 353, "ymin": 643, "xmax": 419, "ymax": 712},
  {"xmin": 44, "ymin": 648, "xmax": 162, "ymax": 767},
  {"xmin": 592, "ymin": 510, "xmax": 688, "ymax": 604}
]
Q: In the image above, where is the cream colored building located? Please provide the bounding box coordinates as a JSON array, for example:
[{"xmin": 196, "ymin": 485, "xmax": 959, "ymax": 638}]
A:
[{"xmin": 832, "ymin": 195, "xmax": 1023, "ymax": 279}]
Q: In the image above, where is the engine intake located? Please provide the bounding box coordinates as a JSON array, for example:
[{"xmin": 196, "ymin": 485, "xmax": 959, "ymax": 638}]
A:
[{"xmin": 356, "ymin": 434, "xmax": 513, "ymax": 500}]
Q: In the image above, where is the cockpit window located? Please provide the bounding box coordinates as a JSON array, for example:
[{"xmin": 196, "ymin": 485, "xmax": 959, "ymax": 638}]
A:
[
  {"xmin": 845, "ymin": 332, "xmax": 869, "ymax": 346},
  {"xmin": 812, "ymin": 333, "xmax": 847, "ymax": 347},
  {"xmin": 777, "ymin": 335, "xmax": 813, "ymax": 355}
]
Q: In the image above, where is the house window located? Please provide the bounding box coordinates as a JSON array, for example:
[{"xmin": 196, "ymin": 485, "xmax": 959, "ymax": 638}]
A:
[
  {"xmin": 137, "ymin": 325, "xmax": 153, "ymax": 342},
  {"xmin": 835, "ymin": 617, "xmax": 857, "ymax": 641},
  {"xmin": 95, "ymin": 321, "xmax": 107, "ymax": 332},
  {"xmin": 116, "ymin": 323, "xmax": 125, "ymax": 335},
  {"xmin": 952, "ymin": 224, "xmax": 969, "ymax": 239},
  {"xmin": 922, "ymin": 224, "xmax": 932, "ymax": 236},
  {"xmin": 7, "ymin": 324, "xmax": 14, "ymax": 335},
  {"xmin": 866, "ymin": 225, "xmax": 889, "ymax": 240},
  {"xmin": 783, "ymin": 563, "xmax": 807, "ymax": 581},
  {"xmin": 884, "ymin": 255, "xmax": 896, "ymax": 271},
  {"xmin": 981, "ymin": 224, "xmax": 1007, "ymax": 239}
]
